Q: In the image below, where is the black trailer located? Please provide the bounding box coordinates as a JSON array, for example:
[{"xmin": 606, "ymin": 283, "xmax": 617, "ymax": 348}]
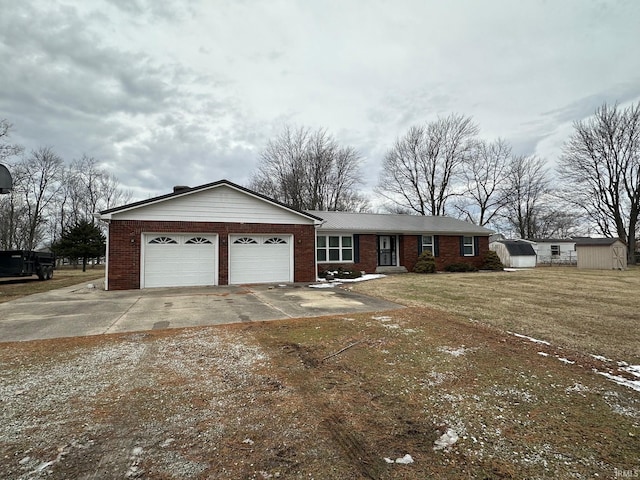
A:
[{"xmin": 0, "ymin": 250, "xmax": 55, "ymax": 280}]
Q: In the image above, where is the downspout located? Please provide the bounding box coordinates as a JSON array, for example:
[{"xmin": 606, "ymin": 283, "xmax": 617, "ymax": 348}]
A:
[
  {"xmin": 93, "ymin": 212, "xmax": 109, "ymax": 291},
  {"xmin": 314, "ymin": 220, "xmax": 326, "ymax": 281}
]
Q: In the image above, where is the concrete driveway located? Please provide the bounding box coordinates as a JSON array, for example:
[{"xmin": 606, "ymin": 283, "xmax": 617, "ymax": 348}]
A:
[{"xmin": 0, "ymin": 281, "xmax": 402, "ymax": 342}]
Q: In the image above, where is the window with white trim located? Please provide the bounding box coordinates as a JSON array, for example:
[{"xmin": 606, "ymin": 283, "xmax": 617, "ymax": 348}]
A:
[
  {"xmin": 317, "ymin": 235, "xmax": 353, "ymax": 262},
  {"xmin": 463, "ymin": 236, "xmax": 474, "ymax": 256},
  {"xmin": 422, "ymin": 235, "xmax": 434, "ymax": 255},
  {"xmin": 550, "ymin": 245, "xmax": 560, "ymax": 257}
]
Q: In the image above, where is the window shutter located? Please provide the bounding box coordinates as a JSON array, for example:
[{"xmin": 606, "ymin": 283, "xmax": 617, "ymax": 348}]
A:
[
  {"xmin": 434, "ymin": 236, "xmax": 440, "ymax": 257},
  {"xmin": 474, "ymin": 236, "xmax": 480, "ymax": 257},
  {"xmin": 353, "ymin": 234, "xmax": 360, "ymax": 263},
  {"xmin": 417, "ymin": 235, "xmax": 423, "ymax": 255},
  {"xmin": 459, "ymin": 236, "xmax": 465, "ymax": 256}
]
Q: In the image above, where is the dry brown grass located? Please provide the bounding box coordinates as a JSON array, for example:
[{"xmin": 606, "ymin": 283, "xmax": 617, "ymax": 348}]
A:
[
  {"xmin": 1, "ymin": 309, "xmax": 639, "ymax": 479},
  {"xmin": 351, "ymin": 267, "xmax": 640, "ymax": 363},
  {"xmin": 2, "ymin": 267, "xmax": 640, "ymax": 479},
  {"xmin": 0, "ymin": 266, "xmax": 104, "ymax": 304}
]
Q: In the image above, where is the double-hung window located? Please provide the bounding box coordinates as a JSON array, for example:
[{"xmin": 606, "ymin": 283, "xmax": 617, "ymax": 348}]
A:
[
  {"xmin": 317, "ymin": 235, "xmax": 353, "ymax": 262},
  {"xmin": 463, "ymin": 236, "xmax": 474, "ymax": 256},
  {"xmin": 422, "ymin": 235, "xmax": 434, "ymax": 255},
  {"xmin": 550, "ymin": 245, "xmax": 560, "ymax": 257}
]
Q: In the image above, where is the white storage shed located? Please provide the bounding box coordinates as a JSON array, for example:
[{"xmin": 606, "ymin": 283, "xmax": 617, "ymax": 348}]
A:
[{"xmin": 490, "ymin": 240, "xmax": 537, "ymax": 268}]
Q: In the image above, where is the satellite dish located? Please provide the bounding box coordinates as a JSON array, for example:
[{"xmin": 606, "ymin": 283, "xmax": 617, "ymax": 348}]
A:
[{"xmin": 0, "ymin": 164, "xmax": 13, "ymax": 194}]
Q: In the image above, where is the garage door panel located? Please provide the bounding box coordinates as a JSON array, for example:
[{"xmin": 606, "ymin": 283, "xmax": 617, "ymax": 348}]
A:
[
  {"xmin": 229, "ymin": 235, "xmax": 292, "ymax": 284},
  {"xmin": 143, "ymin": 234, "xmax": 217, "ymax": 288}
]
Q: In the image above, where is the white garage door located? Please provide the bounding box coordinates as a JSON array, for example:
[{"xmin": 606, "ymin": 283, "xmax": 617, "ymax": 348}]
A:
[
  {"xmin": 143, "ymin": 234, "xmax": 217, "ymax": 288},
  {"xmin": 229, "ymin": 234, "xmax": 293, "ymax": 284}
]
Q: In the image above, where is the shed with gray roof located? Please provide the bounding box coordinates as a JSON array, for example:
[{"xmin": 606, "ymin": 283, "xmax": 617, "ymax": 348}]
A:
[{"xmin": 489, "ymin": 239, "xmax": 537, "ymax": 268}]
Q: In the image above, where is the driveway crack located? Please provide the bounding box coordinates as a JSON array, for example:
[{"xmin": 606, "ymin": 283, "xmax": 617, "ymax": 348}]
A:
[{"xmin": 104, "ymin": 296, "xmax": 143, "ymax": 334}]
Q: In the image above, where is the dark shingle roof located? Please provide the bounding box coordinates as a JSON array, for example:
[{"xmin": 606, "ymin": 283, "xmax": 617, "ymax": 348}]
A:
[{"xmin": 498, "ymin": 240, "xmax": 536, "ymax": 256}]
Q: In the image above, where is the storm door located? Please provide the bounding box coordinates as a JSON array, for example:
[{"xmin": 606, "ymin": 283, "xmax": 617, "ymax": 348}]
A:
[{"xmin": 378, "ymin": 235, "xmax": 396, "ymax": 266}]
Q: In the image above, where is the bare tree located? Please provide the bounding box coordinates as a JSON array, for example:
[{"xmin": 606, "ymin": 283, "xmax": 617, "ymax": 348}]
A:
[
  {"xmin": 501, "ymin": 155, "xmax": 550, "ymax": 239},
  {"xmin": 0, "ymin": 119, "xmax": 23, "ymax": 162},
  {"xmin": 0, "ymin": 120, "xmax": 26, "ymax": 248},
  {"xmin": 250, "ymin": 126, "xmax": 368, "ymax": 211},
  {"xmin": 377, "ymin": 114, "xmax": 478, "ymax": 215},
  {"xmin": 0, "ymin": 187, "xmax": 30, "ymax": 249},
  {"xmin": 14, "ymin": 147, "xmax": 64, "ymax": 250},
  {"xmin": 558, "ymin": 102, "xmax": 640, "ymax": 264},
  {"xmin": 534, "ymin": 207, "xmax": 584, "ymax": 239},
  {"xmin": 454, "ymin": 138, "xmax": 512, "ymax": 226},
  {"xmin": 48, "ymin": 157, "xmax": 132, "ymax": 244}
]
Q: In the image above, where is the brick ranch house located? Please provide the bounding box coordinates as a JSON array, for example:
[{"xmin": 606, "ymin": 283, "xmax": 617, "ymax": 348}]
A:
[{"xmin": 95, "ymin": 180, "xmax": 492, "ymax": 290}]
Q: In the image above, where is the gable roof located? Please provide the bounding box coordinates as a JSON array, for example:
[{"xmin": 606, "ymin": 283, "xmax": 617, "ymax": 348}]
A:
[
  {"xmin": 97, "ymin": 179, "xmax": 323, "ymax": 223},
  {"xmin": 497, "ymin": 240, "xmax": 537, "ymax": 256},
  {"xmin": 574, "ymin": 237, "xmax": 624, "ymax": 246},
  {"xmin": 306, "ymin": 210, "xmax": 493, "ymax": 235}
]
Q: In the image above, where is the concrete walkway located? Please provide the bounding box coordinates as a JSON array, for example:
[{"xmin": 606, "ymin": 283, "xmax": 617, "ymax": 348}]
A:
[{"xmin": 0, "ymin": 281, "xmax": 403, "ymax": 342}]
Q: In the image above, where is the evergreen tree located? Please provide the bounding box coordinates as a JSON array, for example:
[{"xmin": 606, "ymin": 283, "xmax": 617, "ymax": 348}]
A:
[{"xmin": 52, "ymin": 220, "xmax": 105, "ymax": 272}]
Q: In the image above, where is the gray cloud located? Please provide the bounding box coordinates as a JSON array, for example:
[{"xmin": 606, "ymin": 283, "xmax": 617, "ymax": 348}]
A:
[{"xmin": 1, "ymin": 0, "xmax": 640, "ymax": 205}]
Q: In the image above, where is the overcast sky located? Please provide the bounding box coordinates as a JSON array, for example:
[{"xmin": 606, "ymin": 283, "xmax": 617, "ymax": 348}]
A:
[{"xmin": 1, "ymin": 0, "xmax": 639, "ymax": 203}]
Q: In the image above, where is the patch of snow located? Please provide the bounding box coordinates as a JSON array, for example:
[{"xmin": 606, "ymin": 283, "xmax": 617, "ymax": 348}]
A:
[
  {"xmin": 537, "ymin": 352, "xmax": 549, "ymax": 357},
  {"xmin": 384, "ymin": 454, "xmax": 414, "ymax": 464},
  {"xmin": 125, "ymin": 446, "xmax": 144, "ymax": 478},
  {"xmin": 438, "ymin": 346, "xmax": 472, "ymax": 357},
  {"xmin": 308, "ymin": 282, "xmax": 340, "ymax": 288},
  {"xmin": 591, "ymin": 354, "xmax": 613, "ymax": 362},
  {"xmin": 557, "ymin": 357, "xmax": 575, "ymax": 365},
  {"xmin": 310, "ymin": 274, "xmax": 385, "ymax": 288},
  {"xmin": 242, "ymin": 438, "xmax": 254, "ymax": 445},
  {"xmin": 595, "ymin": 371, "xmax": 640, "ymax": 393},
  {"xmin": 395, "ymin": 454, "xmax": 414, "ymax": 464},
  {"xmin": 434, "ymin": 429, "xmax": 459, "ymax": 451},
  {"xmin": 507, "ymin": 331, "xmax": 551, "ymax": 346},
  {"xmin": 372, "ymin": 315, "xmax": 392, "ymax": 322},
  {"xmin": 625, "ymin": 365, "xmax": 640, "ymax": 379},
  {"xmin": 160, "ymin": 438, "xmax": 175, "ymax": 448},
  {"xmin": 340, "ymin": 274, "xmax": 386, "ymax": 283},
  {"xmin": 566, "ymin": 383, "xmax": 590, "ymax": 395}
]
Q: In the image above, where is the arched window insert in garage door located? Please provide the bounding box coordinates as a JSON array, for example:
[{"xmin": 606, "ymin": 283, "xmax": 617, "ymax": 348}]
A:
[
  {"xmin": 186, "ymin": 237, "xmax": 213, "ymax": 244},
  {"xmin": 232, "ymin": 236, "xmax": 289, "ymax": 245},
  {"xmin": 265, "ymin": 237, "xmax": 287, "ymax": 244},
  {"xmin": 148, "ymin": 236, "xmax": 177, "ymax": 244},
  {"xmin": 234, "ymin": 237, "xmax": 258, "ymax": 244}
]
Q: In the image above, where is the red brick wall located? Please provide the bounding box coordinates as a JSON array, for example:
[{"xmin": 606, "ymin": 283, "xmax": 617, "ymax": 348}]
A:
[
  {"xmin": 317, "ymin": 234, "xmax": 490, "ymax": 274},
  {"xmin": 107, "ymin": 220, "xmax": 316, "ymax": 290},
  {"xmin": 317, "ymin": 234, "xmax": 378, "ymax": 275},
  {"xmin": 429, "ymin": 235, "xmax": 489, "ymax": 271},
  {"xmin": 401, "ymin": 235, "xmax": 420, "ymax": 271}
]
